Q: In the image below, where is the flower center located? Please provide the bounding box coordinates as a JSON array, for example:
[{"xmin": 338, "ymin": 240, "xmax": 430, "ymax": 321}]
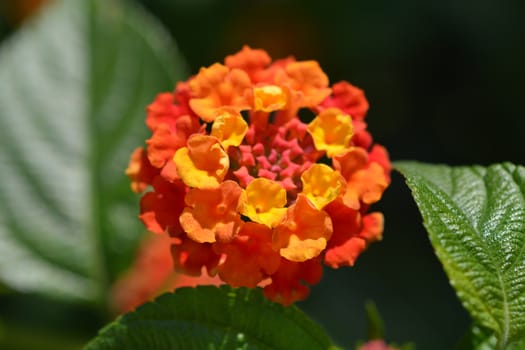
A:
[{"xmin": 230, "ymin": 116, "xmax": 319, "ymax": 202}]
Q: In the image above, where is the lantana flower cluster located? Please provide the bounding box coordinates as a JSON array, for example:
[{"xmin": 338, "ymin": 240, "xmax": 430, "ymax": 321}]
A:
[{"xmin": 126, "ymin": 46, "xmax": 391, "ymax": 305}]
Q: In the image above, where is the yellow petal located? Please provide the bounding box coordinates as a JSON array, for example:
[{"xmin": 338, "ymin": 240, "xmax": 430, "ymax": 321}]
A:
[
  {"xmin": 253, "ymin": 85, "xmax": 288, "ymax": 112},
  {"xmin": 301, "ymin": 164, "xmax": 345, "ymax": 210},
  {"xmin": 211, "ymin": 109, "xmax": 248, "ymax": 150},
  {"xmin": 240, "ymin": 178, "xmax": 287, "ymax": 228},
  {"xmin": 174, "ymin": 134, "xmax": 229, "ymax": 189},
  {"xmin": 306, "ymin": 108, "xmax": 353, "ymax": 157}
]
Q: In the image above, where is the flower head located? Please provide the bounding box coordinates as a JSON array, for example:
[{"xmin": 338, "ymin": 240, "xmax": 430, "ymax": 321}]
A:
[{"xmin": 127, "ymin": 46, "xmax": 391, "ymax": 305}]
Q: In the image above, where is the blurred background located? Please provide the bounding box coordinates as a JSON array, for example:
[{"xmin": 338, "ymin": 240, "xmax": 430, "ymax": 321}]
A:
[{"xmin": 0, "ymin": 0, "xmax": 524, "ymax": 349}]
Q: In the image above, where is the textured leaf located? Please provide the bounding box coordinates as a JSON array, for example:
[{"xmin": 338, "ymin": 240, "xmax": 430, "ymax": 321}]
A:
[
  {"xmin": 396, "ymin": 162, "xmax": 525, "ymax": 348},
  {"xmin": 0, "ymin": 0, "xmax": 185, "ymax": 302},
  {"xmin": 86, "ymin": 285, "xmax": 336, "ymax": 350},
  {"xmin": 456, "ymin": 324, "xmax": 525, "ymax": 350}
]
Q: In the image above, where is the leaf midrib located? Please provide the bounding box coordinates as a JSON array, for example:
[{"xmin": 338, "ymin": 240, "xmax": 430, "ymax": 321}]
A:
[
  {"xmin": 478, "ymin": 168, "xmax": 510, "ymax": 349},
  {"xmin": 84, "ymin": 0, "xmax": 180, "ymax": 311},
  {"xmin": 0, "ymin": 1, "xmax": 90, "ymax": 279},
  {"xmin": 496, "ymin": 270, "xmax": 510, "ymax": 349},
  {"xmin": 87, "ymin": 0, "xmax": 109, "ymax": 309}
]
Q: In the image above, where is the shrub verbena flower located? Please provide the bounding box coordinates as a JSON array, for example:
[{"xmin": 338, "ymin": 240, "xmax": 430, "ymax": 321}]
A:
[{"xmin": 126, "ymin": 46, "xmax": 391, "ymax": 305}]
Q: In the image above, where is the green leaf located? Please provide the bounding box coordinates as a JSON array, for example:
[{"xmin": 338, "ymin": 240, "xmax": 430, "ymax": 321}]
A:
[
  {"xmin": 395, "ymin": 162, "xmax": 525, "ymax": 349},
  {"xmin": 86, "ymin": 286, "xmax": 336, "ymax": 350},
  {"xmin": 0, "ymin": 0, "xmax": 185, "ymax": 303},
  {"xmin": 456, "ymin": 324, "xmax": 525, "ymax": 350},
  {"xmin": 364, "ymin": 301, "xmax": 384, "ymax": 340}
]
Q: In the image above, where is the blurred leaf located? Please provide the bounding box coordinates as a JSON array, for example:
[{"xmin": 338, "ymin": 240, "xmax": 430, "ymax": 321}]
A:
[
  {"xmin": 365, "ymin": 301, "xmax": 384, "ymax": 340},
  {"xmin": 0, "ymin": 0, "xmax": 185, "ymax": 303},
  {"xmin": 87, "ymin": 285, "xmax": 337, "ymax": 350},
  {"xmin": 396, "ymin": 162, "xmax": 525, "ymax": 349},
  {"xmin": 397, "ymin": 344, "xmax": 416, "ymax": 350},
  {"xmin": 0, "ymin": 319, "xmax": 85, "ymax": 350}
]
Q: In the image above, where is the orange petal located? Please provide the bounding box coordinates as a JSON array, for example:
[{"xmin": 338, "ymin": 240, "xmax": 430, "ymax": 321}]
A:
[
  {"xmin": 276, "ymin": 60, "xmax": 331, "ymax": 108},
  {"xmin": 327, "ymin": 237, "xmax": 366, "ymax": 269},
  {"xmin": 146, "ymin": 124, "xmax": 185, "ymax": 168},
  {"xmin": 139, "ymin": 178, "xmax": 186, "ymax": 236},
  {"xmin": 146, "ymin": 92, "xmax": 186, "ymax": 131},
  {"xmin": 174, "ymin": 134, "xmax": 229, "ymax": 189},
  {"xmin": 125, "ymin": 147, "xmax": 159, "ymax": 193},
  {"xmin": 332, "ymin": 147, "xmax": 368, "ymax": 179},
  {"xmin": 342, "ymin": 162, "xmax": 389, "ymax": 209},
  {"xmin": 263, "ymin": 258, "xmax": 323, "ymax": 306},
  {"xmin": 369, "ymin": 144, "xmax": 392, "ymax": 182},
  {"xmin": 323, "ymin": 199, "xmax": 364, "ymax": 268},
  {"xmin": 160, "ymin": 157, "xmax": 180, "ymax": 182},
  {"xmin": 213, "ymin": 222, "xmax": 280, "ymax": 288},
  {"xmin": 172, "ymin": 271, "xmax": 223, "ymax": 290},
  {"xmin": 171, "ymin": 236, "xmax": 221, "ymax": 276},
  {"xmin": 360, "ymin": 212, "xmax": 384, "ymax": 243},
  {"xmin": 333, "ymin": 148, "xmax": 388, "ymax": 209},
  {"xmin": 272, "ymin": 194, "xmax": 333, "ymax": 262},
  {"xmin": 189, "ymin": 63, "xmax": 252, "ymax": 122},
  {"xmin": 224, "ymin": 45, "xmax": 272, "ymax": 83},
  {"xmin": 320, "ymin": 81, "xmax": 369, "ymax": 121},
  {"xmin": 179, "ymin": 181, "xmax": 244, "ymax": 243}
]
